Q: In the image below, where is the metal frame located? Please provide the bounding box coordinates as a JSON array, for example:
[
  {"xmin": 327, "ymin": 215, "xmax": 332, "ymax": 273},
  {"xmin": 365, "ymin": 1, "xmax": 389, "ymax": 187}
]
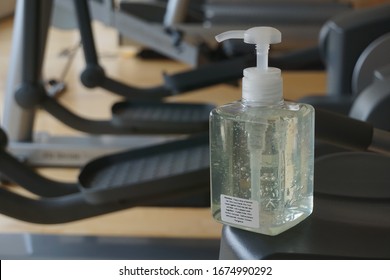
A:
[
  {"xmin": 2, "ymin": 0, "xmax": 175, "ymax": 167},
  {"xmin": 56, "ymin": 0, "xmax": 351, "ymax": 65},
  {"xmin": 55, "ymin": 0, "xmax": 200, "ymax": 65},
  {"xmin": 0, "ymin": 233, "xmax": 220, "ymax": 260},
  {"xmin": 1, "ymin": 0, "xmax": 350, "ymax": 168}
]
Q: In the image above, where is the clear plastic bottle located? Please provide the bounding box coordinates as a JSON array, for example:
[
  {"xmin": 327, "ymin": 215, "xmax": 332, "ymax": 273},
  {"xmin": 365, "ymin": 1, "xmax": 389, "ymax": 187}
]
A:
[{"xmin": 210, "ymin": 27, "xmax": 314, "ymax": 236}]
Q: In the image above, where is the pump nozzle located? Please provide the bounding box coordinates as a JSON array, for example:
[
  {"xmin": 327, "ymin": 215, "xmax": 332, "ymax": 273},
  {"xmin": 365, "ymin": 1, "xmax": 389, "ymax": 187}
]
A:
[
  {"xmin": 216, "ymin": 27, "xmax": 283, "ymax": 103},
  {"xmin": 216, "ymin": 27, "xmax": 281, "ymax": 71}
]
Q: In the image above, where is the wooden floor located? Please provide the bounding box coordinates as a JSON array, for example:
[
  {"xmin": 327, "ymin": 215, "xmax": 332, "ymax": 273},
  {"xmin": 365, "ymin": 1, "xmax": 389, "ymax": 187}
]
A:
[{"xmin": 0, "ymin": 16, "xmax": 326, "ymax": 239}]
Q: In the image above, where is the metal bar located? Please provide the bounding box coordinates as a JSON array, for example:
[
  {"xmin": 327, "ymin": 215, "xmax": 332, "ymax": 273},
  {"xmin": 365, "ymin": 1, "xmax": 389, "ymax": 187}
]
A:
[
  {"xmin": 74, "ymin": 0, "xmax": 100, "ymax": 64},
  {"xmin": 2, "ymin": 0, "xmax": 35, "ymax": 141},
  {"xmin": 163, "ymin": 0, "xmax": 190, "ymax": 26},
  {"xmin": 0, "ymin": 150, "xmax": 78, "ymax": 197}
]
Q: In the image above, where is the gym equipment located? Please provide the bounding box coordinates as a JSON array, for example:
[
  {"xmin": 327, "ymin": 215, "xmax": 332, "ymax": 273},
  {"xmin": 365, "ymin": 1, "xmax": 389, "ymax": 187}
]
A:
[
  {"xmin": 53, "ymin": 0, "xmax": 325, "ymax": 103},
  {"xmin": 53, "ymin": 0, "xmax": 351, "ymax": 65},
  {"xmin": 4, "ymin": 0, "xmax": 232, "ymax": 167},
  {"xmin": 53, "ymin": 0, "xmax": 201, "ymax": 66},
  {"xmin": 219, "ymin": 109, "xmax": 390, "ymax": 259},
  {"xmin": 3, "ymin": 1, "xmax": 388, "ymax": 170},
  {"xmin": 4, "ymin": 0, "xmax": 329, "ymax": 167},
  {"xmin": 220, "ymin": 19, "xmax": 390, "ymax": 259},
  {"xmin": 114, "ymin": 1, "xmax": 390, "ymax": 118},
  {"xmin": 117, "ymin": 0, "xmax": 351, "ymax": 63},
  {"xmin": 0, "ymin": 118, "xmax": 214, "ymax": 259},
  {"xmin": 217, "ymin": 7, "xmax": 390, "ymax": 255},
  {"xmin": 319, "ymin": 36, "xmax": 390, "ymax": 154},
  {"xmin": 0, "ymin": 233, "xmax": 220, "ymax": 260},
  {"xmin": 0, "ymin": 109, "xmax": 388, "ymax": 259},
  {"xmin": 349, "ymin": 46, "xmax": 390, "ymax": 131},
  {"xmin": 300, "ymin": 3, "xmax": 390, "ymax": 114},
  {"xmin": 0, "ymin": 130, "xmax": 211, "ymax": 220},
  {"xmin": 0, "ymin": 2, "xmax": 389, "ymax": 259},
  {"xmin": 71, "ymin": 0, "xmax": 246, "ymax": 101}
]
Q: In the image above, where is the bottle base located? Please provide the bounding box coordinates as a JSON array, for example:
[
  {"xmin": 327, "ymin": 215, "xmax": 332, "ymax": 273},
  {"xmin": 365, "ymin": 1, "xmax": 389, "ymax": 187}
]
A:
[{"xmin": 213, "ymin": 210, "xmax": 312, "ymax": 236}]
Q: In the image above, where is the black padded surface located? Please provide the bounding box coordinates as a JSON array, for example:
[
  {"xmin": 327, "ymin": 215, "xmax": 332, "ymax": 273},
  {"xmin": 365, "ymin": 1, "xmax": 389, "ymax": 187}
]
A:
[
  {"xmin": 0, "ymin": 129, "xmax": 8, "ymax": 149},
  {"xmin": 314, "ymin": 152, "xmax": 390, "ymax": 199},
  {"xmin": 79, "ymin": 134, "xmax": 210, "ymax": 204},
  {"xmin": 112, "ymin": 101, "xmax": 214, "ymax": 133},
  {"xmin": 219, "ymin": 152, "xmax": 390, "ymax": 260}
]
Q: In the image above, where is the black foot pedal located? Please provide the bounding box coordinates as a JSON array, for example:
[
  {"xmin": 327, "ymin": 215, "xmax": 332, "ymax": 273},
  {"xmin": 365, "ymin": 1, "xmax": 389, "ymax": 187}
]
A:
[
  {"xmin": 111, "ymin": 101, "xmax": 214, "ymax": 134},
  {"xmin": 79, "ymin": 134, "xmax": 210, "ymax": 205}
]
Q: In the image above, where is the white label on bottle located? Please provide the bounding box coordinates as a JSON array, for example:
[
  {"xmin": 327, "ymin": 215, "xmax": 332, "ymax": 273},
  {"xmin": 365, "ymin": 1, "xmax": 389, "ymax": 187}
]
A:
[{"xmin": 221, "ymin": 195, "xmax": 259, "ymax": 228}]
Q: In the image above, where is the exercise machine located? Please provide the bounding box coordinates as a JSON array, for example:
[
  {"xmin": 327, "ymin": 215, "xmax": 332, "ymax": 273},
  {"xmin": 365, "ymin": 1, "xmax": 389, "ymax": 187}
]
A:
[
  {"xmin": 3, "ymin": 1, "xmax": 388, "ymax": 169},
  {"xmin": 219, "ymin": 5, "xmax": 390, "ymax": 257},
  {"xmin": 0, "ymin": 129, "xmax": 215, "ymax": 259},
  {"xmin": 117, "ymin": 0, "xmax": 352, "ymax": 64},
  {"xmin": 0, "ymin": 1, "xmax": 390, "ymax": 258},
  {"xmin": 52, "ymin": 0, "xmax": 352, "ymax": 65},
  {"xmin": 0, "ymin": 107, "xmax": 389, "ymax": 259},
  {"xmin": 220, "ymin": 129, "xmax": 390, "ymax": 259},
  {"xmin": 3, "ymin": 0, "xmax": 328, "ymax": 167},
  {"xmin": 300, "ymin": 3, "xmax": 390, "ymax": 115},
  {"xmin": 0, "ymin": 108, "xmax": 388, "ymax": 259},
  {"xmin": 0, "ymin": 233, "xmax": 220, "ymax": 259},
  {"xmin": 3, "ymin": 0, "xmax": 231, "ymax": 167}
]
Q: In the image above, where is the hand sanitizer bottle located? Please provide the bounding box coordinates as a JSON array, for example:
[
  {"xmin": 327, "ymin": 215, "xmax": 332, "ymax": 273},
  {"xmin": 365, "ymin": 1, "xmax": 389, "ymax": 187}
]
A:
[{"xmin": 210, "ymin": 27, "xmax": 315, "ymax": 236}]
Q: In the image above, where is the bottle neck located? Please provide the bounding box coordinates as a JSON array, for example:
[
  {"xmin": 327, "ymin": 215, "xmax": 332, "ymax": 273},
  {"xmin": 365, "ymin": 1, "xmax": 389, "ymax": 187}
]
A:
[
  {"xmin": 242, "ymin": 67, "xmax": 283, "ymax": 105},
  {"xmin": 242, "ymin": 98, "xmax": 284, "ymax": 107}
]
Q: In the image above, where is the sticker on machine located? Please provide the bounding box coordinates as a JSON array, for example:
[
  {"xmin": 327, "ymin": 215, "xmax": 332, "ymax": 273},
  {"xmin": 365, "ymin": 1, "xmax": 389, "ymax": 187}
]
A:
[{"xmin": 221, "ymin": 194, "xmax": 259, "ymax": 228}]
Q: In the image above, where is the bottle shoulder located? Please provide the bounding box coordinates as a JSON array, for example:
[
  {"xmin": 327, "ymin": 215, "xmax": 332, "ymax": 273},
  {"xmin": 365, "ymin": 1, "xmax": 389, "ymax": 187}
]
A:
[{"xmin": 211, "ymin": 100, "xmax": 314, "ymax": 121}]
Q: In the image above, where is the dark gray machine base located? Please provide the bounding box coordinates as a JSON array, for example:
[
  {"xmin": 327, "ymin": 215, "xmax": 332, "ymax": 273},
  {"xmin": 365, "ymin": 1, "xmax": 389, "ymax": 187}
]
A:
[
  {"xmin": 219, "ymin": 152, "xmax": 390, "ymax": 260},
  {"xmin": 0, "ymin": 233, "xmax": 220, "ymax": 260},
  {"xmin": 220, "ymin": 217, "xmax": 390, "ymax": 260}
]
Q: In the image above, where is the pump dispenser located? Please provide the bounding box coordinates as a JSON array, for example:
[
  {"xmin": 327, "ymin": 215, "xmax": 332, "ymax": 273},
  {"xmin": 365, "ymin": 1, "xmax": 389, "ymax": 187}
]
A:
[
  {"xmin": 210, "ymin": 27, "xmax": 315, "ymax": 236},
  {"xmin": 216, "ymin": 27, "xmax": 282, "ymax": 104}
]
